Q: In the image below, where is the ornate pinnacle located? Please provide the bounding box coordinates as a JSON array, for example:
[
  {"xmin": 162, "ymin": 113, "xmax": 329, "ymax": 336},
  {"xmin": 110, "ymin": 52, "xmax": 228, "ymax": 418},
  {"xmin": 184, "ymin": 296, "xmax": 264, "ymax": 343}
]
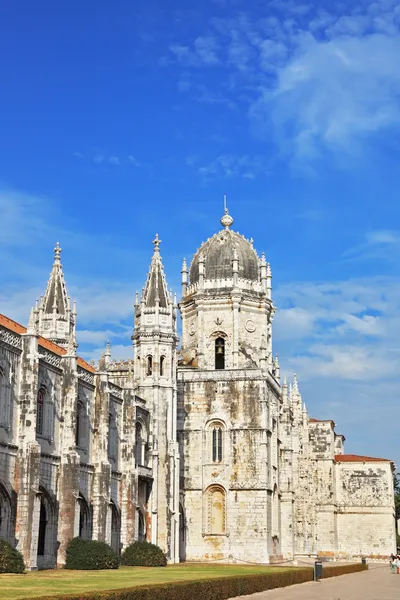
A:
[
  {"xmin": 54, "ymin": 242, "xmax": 62, "ymax": 262},
  {"xmin": 153, "ymin": 233, "xmax": 161, "ymax": 251}
]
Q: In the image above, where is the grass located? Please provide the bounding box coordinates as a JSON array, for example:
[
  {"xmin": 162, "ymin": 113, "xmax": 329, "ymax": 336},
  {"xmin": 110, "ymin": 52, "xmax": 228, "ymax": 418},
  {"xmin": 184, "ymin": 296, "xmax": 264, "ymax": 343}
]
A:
[{"xmin": 0, "ymin": 564, "xmax": 293, "ymax": 600}]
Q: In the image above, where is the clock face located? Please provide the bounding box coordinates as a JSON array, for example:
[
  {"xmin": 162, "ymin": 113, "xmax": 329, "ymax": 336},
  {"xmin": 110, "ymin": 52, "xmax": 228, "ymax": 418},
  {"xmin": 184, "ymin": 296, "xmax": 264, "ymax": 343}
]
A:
[{"xmin": 245, "ymin": 319, "xmax": 256, "ymax": 333}]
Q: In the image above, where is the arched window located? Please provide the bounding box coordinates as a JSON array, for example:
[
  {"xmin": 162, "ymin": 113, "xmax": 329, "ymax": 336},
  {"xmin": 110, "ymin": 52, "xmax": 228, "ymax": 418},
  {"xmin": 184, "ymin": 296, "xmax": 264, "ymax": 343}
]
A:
[
  {"xmin": 36, "ymin": 388, "xmax": 45, "ymax": 436},
  {"xmin": 146, "ymin": 356, "xmax": 152, "ymax": 376},
  {"xmin": 212, "ymin": 425, "xmax": 223, "ymax": 463},
  {"xmin": 110, "ymin": 501, "xmax": 121, "ymax": 555},
  {"xmin": 37, "ymin": 499, "xmax": 47, "ymax": 556},
  {"xmin": 0, "ymin": 484, "xmax": 13, "ymax": 544},
  {"xmin": 75, "ymin": 401, "xmax": 84, "ymax": 447},
  {"xmin": 160, "ymin": 356, "xmax": 165, "ymax": 377},
  {"xmin": 204, "ymin": 485, "xmax": 226, "ymax": 535},
  {"xmin": 135, "ymin": 422, "xmax": 143, "ymax": 466},
  {"xmin": 0, "ymin": 366, "xmax": 11, "ymax": 431},
  {"xmin": 206, "ymin": 421, "xmax": 225, "ymax": 464},
  {"xmin": 78, "ymin": 495, "xmax": 92, "ymax": 540},
  {"xmin": 138, "ymin": 511, "xmax": 145, "ymax": 542},
  {"xmin": 215, "ymin": 338, "xmax": 225, "ymax": 370}
]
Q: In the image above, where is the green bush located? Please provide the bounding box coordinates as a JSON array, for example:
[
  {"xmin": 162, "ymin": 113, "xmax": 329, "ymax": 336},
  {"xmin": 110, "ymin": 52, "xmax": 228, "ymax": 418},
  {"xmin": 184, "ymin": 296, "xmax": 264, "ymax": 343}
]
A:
[
  {"xmin": 120, "ymin": 541, "xmax": 167, "ymax": 567},
  {"xmin": 0, "ymin": 538, "xmax": 25, "ymax": 574},
  {"xmin": 65, "ymin": 537, "xmax": 119, "ymax": 570},
  {"xmin": 22, "ymin": 568, "xmax": 314, "ymax": 600}
]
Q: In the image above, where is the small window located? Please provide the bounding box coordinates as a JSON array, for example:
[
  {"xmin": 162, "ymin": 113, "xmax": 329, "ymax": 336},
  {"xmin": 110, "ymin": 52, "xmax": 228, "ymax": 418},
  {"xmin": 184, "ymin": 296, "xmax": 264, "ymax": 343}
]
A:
[
  {"xmin": 215, "ymin": 338, "xmax": 225, "ymax": 370},
  {"xmin": 75, "ymin": 401, "xmax": 84, "ymax": 447},
  {"xmin": 212, "ymin": 425, "xmax": 223, "ymax": 463},
  {"xmin": 146, "ymin": 356, "xmax": 152, "ymax": 376},
  {"xmin": 36, "ymin": 388, "xmax": 45, "ymax": 436},
  {"xmin": 160, "ymin": 356, "xmax": 165, "ymax": 377}
]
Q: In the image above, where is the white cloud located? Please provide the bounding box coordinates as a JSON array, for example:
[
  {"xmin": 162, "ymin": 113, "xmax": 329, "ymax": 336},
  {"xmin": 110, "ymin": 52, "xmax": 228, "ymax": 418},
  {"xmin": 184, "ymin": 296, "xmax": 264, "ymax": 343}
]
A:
[
  {"xmin": 108, "ymin": 156, "xmax": 120, "ymax": 166},
  {"xmin": 251, "ymin": 33, "xmax": 400, "ymax": 159}
]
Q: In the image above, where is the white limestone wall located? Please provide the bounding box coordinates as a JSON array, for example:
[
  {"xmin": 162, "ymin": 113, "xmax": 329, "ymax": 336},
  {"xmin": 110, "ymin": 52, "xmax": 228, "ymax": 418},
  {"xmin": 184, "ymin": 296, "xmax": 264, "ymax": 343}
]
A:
[{"xmin": 335, "ymin": 461, "xmax": 396, "ymax": 557}]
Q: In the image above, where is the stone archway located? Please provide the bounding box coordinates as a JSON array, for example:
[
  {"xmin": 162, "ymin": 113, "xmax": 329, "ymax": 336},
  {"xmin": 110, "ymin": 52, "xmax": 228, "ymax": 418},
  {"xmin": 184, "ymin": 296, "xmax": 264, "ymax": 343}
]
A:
[
  {"xmin": 110, "ymin": 501, "xmax": 121, "ymax": 556},
  {"xmin": 0, "ymin": 483, "xmax": 15, "ymax": 545},
  {"xmin": 78, "ymin": 494, "xmax": 92, "ymax": 540},
  {"xmin": 36, "ymin": 487, "xmax": 57, "ymax": 570}
]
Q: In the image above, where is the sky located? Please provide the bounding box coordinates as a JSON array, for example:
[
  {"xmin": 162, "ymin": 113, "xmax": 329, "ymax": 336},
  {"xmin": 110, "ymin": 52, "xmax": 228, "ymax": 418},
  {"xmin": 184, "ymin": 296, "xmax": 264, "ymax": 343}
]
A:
[{"xmin": 0, "ymin": 0, "xmax": 400, "ymax": 468}]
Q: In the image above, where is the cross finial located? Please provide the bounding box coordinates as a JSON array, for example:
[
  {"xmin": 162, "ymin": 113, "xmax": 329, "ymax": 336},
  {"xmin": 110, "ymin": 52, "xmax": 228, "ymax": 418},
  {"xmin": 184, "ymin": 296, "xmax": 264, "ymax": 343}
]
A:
[
  {"xmin": 54, "ymin": 242, "xmax": 62, "ymax": 261},
  {"xmin": 153, "ymin": 233, "xmax": 161, "ymax": 250},
  {"xmin": 224, "ymin": 193, "xmax": 227, "ymax": 214}
]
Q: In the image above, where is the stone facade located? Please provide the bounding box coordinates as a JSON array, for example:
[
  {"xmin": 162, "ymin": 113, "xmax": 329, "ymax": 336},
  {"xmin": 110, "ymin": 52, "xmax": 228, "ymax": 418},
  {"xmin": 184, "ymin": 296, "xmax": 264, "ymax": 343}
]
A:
[{"xmin": 0, "ymin": 214, "xmax": 396, "ymax": 569}]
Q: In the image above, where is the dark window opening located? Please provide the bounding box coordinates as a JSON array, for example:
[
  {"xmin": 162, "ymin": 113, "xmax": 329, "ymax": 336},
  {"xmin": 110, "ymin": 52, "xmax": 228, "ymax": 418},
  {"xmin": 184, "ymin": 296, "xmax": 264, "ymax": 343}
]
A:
[
  {"xmin": 215, "ymin": 337, "xmax": 225, "ymax": 370},
  {"xmin": 160, "ymin": 356, "xmax": 165, "ymax": 376},
  {"xmin": 37, "ymin": 500, "xmax": 47, "ymax": 556},
  {"xmin": 147, "ymin": 356, "xmax": 152, "ymax": 376},
  {"xmin": 36, "ymin": 389, "xmax": 45, "ymax": 436},
  {"xmin": 75, "ymin": 401, "xmax": 84, "ymax": 447}
]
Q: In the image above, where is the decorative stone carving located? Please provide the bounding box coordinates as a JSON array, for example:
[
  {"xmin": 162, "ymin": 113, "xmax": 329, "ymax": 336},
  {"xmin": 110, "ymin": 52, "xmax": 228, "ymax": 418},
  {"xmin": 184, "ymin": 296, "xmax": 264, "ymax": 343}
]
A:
[
  {"xmin": 0, "ymin": 328, "xmax": 22, "ymax": 350},
  {"xmin": 245, "ymin": 319, "xmax": 256, "ymax": 333}
]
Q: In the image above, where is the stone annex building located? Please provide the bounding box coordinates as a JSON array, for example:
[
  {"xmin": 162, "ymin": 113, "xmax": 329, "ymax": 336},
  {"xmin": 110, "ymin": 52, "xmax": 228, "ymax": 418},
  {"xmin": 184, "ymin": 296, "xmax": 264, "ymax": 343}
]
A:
[{"xmin": 0, "ymin": 208, "xmax": 396, "ymax": 570}]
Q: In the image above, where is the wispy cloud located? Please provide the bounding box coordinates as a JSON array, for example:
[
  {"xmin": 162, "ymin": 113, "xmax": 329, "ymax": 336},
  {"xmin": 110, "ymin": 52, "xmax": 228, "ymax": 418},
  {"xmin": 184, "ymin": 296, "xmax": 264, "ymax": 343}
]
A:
[
  {"xmin": 190, "ymin": 153, "xmax": 269, "ymax": 180},
  {"xmin": 342, "ymin": 229, "xmax": 400, "ymax": 260},
  {"xmin": 167, "ymin": 1, "xmax": 400, "ymax": 163}
]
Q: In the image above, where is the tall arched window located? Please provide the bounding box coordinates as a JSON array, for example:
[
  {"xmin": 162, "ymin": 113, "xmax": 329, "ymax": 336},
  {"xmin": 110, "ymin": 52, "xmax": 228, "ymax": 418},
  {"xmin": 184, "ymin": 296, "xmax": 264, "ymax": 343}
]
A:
[
  {"xmin": 135, "ymin": 423, "xmax": 143, "ymax": 466},
  {"xmin": 37, "ymin": 499, "xmax": 47, "ymax": 556},
  {"xmin": 146, "ymin": 356, "xmax": 152, "ymax": 376},
  {"xmin": 215, "ymin": 337, "xmax": 225, "ymax": 370},
  {"xmin": 212, "ymin": 425, "xmax": 223, "ymax": 463},
  {"xmin": 160, "ymin": 356, "xmax": 165, "ymax": 377},
  {"xmin": 108, "ymin": 410, "xmax": 118, "ymax": 463},
  {"xmin": 75, "ymin": 400, "xmax": 85, "ymax": 447},
  {"xmin": 204, "ymin": 485, "xmax": 226, "ymax": 535},
  {"xmin": 36, "ymin": 388, "xmax": 45, "ymax": 436},
  {"xmin": 0, "ymin": 366, "xmax": 11, "ymax": 430}
]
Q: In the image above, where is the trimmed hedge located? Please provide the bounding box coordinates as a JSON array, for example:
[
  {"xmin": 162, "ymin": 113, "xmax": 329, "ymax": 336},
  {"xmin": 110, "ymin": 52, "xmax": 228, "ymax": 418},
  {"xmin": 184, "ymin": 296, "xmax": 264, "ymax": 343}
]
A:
[
  {"xmin": 21, "ymin": 561, "xmax": 369, "ymax": 600},
  {"xmin": 20, "ymin": 569, "xmax": 314, "ymax": 600},
  {"xmin": 0, "ymin": 538, "xmax": 25, "ymax": 573},
  {"xmin": 321, "ymin": 562, "xmax": 368, "ymax": 578},
  {"xmin": 121, "ymin": 541, "xmax": 167, "ymax": 567},
  {"xmin": 65, "ymin": 537, "xmax": 119, "ymax": 570}
]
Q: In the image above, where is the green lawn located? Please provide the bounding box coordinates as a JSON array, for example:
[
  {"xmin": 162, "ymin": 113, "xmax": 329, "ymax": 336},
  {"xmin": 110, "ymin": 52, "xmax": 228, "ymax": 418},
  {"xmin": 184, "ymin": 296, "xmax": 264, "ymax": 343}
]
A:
[{"xmin": 0, "ymin": 564, "xmax": 291, "ymax": 600}]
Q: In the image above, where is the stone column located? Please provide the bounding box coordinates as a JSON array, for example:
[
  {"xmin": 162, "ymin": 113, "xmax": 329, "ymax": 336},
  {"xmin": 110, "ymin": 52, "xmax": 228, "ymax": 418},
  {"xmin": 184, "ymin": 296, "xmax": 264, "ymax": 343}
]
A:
[
  {"xmin": 57, "ymin": 353, "xmax": 80, "ymax": 566},
  {"xmin": 16, "ymin": 332, "xmax": 41, "ymax": 570}
]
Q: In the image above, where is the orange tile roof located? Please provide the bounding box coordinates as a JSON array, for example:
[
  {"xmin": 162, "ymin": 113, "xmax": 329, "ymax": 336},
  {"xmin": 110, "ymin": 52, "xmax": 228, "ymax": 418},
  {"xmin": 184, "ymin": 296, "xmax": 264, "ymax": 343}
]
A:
[
  {"xmin": 0, "ymin": 313, "xmax": 95, "ymax": 374},
  {"xmin": 309, "ymin": 418, "xmax": 335, "ymax": 425},
  {"xmin": 335, "ymin": 454, "xmax": 390, "ymax": 463},
  {"xmin": 0, "ymin": 314, "xmax": 26, "ymax": 335}
]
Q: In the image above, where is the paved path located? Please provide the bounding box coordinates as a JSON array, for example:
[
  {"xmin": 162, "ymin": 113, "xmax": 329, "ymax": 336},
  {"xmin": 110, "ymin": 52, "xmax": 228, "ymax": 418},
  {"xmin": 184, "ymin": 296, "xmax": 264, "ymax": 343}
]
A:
[{"xmin": 231, "ymin": 565, "xmax": 400, "ymax": 600}]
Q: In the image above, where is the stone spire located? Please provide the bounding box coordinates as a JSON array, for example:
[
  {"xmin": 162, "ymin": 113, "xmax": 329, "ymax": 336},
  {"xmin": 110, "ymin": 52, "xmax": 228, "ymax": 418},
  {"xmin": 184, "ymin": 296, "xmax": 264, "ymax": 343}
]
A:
[
  {"xmin": 34, "ymin": 242, "xmax": 77, "ymax": 349},
  {"xmin": 142, "ymin": 234, "xmax": 170, "ymax": 308}
]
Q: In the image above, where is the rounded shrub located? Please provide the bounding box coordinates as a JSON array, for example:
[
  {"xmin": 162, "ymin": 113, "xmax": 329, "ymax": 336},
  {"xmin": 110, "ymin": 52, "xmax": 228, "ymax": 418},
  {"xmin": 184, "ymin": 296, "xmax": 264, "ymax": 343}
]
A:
[
  {"xmin": 121, "ymin": 540, "xmax": 167, "ymax": 567},
  {"xmin": 65, "ymin": 537, "xmax": 119, "ymax": 570},
  {"xmin": 0, "ymin": 539, "xmax": 25, "ymax": 573}
]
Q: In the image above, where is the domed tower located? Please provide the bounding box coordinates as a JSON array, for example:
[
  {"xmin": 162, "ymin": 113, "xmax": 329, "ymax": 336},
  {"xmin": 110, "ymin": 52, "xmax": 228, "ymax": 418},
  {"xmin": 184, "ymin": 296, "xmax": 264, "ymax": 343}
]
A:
[
  {"xmin": 177, "ymin": 207, "xmax": 286, "ymax": 565},
  {"xmin": 180, "ymin": 208, "xmax": 274, "ymax": 372}
]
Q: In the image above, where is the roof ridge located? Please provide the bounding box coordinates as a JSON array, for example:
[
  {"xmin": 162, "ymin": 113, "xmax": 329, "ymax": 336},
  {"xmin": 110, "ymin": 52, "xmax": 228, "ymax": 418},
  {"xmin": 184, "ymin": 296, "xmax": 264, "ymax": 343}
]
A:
[{"xmin": 0, "ymin": 313, "xmax": 95, "ymax": 374}]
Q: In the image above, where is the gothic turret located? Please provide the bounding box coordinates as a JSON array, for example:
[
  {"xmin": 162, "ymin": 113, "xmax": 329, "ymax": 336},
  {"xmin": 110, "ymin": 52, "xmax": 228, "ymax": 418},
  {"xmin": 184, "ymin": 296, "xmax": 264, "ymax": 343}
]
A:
[
  {"xmin": 132, "ymin": 234, "xmax": 179, "ymax": 563},
  {"xmin": 32, "ymin": 243, "xmax": 77, "ymax": 349}
]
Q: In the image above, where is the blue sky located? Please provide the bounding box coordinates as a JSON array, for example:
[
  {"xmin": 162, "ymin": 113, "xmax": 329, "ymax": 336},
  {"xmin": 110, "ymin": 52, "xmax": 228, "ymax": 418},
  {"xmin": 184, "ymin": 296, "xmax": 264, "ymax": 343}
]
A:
[{"xmin": 1, "ymin": 0, "xmax": 400, "ymax": 467}]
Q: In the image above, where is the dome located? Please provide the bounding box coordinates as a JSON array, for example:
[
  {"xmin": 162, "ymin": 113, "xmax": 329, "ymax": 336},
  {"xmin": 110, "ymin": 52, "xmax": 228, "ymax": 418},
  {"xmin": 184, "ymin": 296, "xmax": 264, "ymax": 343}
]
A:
[{"xmin": 189, "ymin": 211, "xmax": 259, "ymax": 284}]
